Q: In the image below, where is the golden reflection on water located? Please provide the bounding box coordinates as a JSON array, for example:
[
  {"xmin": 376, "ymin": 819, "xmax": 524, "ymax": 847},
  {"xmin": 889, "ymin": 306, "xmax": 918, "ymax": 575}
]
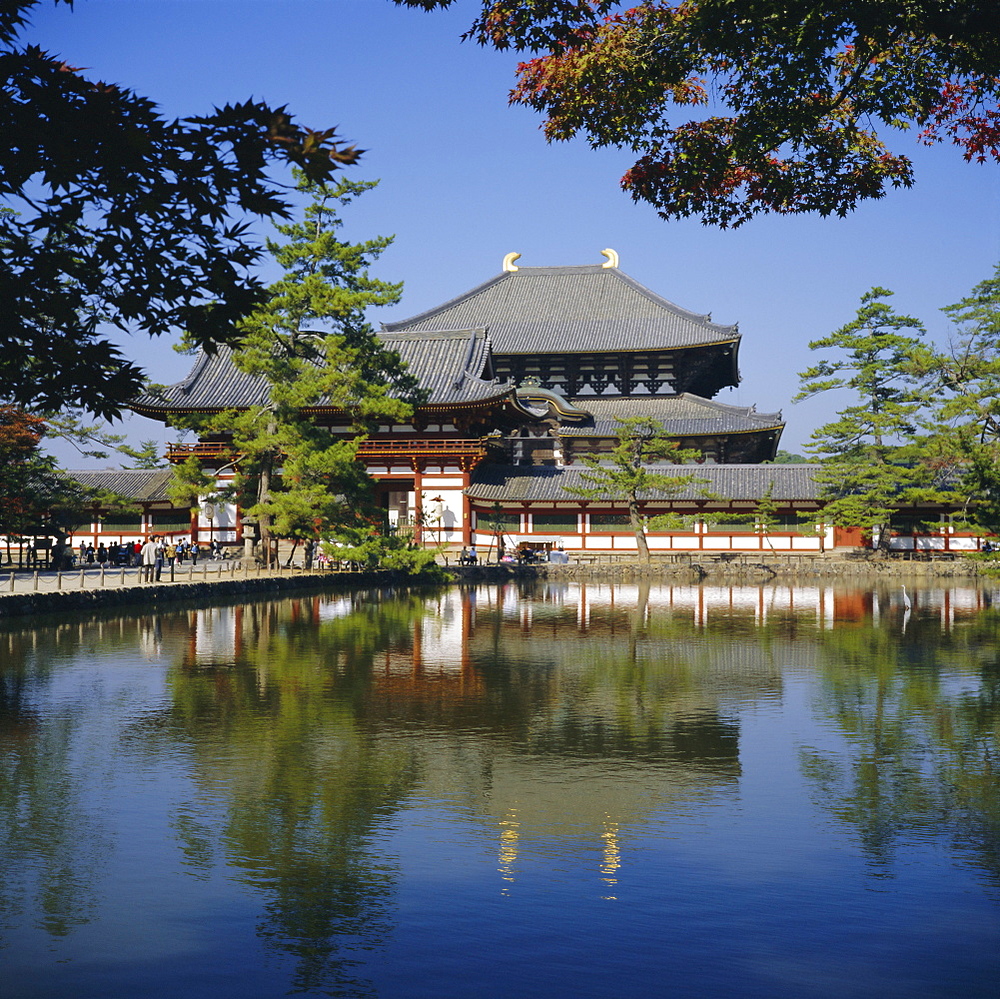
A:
[
  {"xmin": 601, "ymin": 818, "xmax": 621, "ymax": 900},
  {"xmin": 498, "ymin": 808, "xmax": 519, "ymax": 894}
]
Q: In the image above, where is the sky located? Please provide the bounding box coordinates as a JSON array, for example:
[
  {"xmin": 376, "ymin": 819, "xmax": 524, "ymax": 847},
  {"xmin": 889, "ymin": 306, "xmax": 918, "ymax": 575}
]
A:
[{"xmin": 25, "ymin": 0, "xmax": 1000, "ymax": 467}]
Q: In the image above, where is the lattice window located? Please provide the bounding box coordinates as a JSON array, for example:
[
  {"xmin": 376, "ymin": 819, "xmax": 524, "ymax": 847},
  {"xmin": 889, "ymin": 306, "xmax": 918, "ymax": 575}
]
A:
[
  {"xmin": 531, "ymin": 513, "xmax": 579, "ymax": 533},
  {"xmin": 589, "ymin": 513, "xmax": 630, "ymax": 532}
]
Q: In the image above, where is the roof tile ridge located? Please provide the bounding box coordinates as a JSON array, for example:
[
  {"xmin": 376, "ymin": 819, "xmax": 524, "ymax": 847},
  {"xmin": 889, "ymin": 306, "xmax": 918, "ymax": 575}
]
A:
[
  {"xmin": 676, "ymin": 393, "xmax": 781, "ymax": 423},
  {"xmin": 383, "ymin": 326, "xmax": 489, "ymax": 341},
  {"xmin": 512, "ymin": 264, "xmax": 605, "ymax": 273},
  {"xmin": 610, "ymin": 270, "xmax": 739, "ymax": 334},
  {"xmin": 382, "ymin": 274, "xmax": 511, "ymax": 330},
  {"xmin": 177, "ymin": 346, "xmax": 223, "ymax": 396},
  {"xmin": 677, "ymin": 391, "xmax": 751, "ymax": 415}
]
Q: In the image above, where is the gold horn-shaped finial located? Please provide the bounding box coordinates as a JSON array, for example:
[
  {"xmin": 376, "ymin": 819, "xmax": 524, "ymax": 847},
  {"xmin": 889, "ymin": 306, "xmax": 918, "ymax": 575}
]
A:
[
  {"xmin": 502, "ymin": 252, "xmax": 521, "ymax": 272},
  {"xmin": 600, "ymin": 248, "xmax": 619, "ymax": 268}
]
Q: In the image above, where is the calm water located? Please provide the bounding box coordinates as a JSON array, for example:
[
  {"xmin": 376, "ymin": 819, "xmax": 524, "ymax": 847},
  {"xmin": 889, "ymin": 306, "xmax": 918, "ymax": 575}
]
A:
[{"xmin": 2, "ymin": 581, "xmax": 999, "ymax": 998}]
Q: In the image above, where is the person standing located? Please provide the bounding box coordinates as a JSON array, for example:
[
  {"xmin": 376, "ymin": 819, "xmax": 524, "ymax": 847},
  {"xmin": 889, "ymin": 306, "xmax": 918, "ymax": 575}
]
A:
[
  {"xmin": 154, "ymin": 536, "xmax": 165, "ymax": 582},
  {"xmin": 141, "ymin": 535, "xmax": 159, "ymax": 583}
]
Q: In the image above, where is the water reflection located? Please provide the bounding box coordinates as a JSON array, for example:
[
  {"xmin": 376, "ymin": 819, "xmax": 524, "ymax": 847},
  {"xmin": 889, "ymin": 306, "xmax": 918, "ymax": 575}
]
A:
[{"xmin": 1, "ymin": 580, "xmax": 999, "ymax": 997}]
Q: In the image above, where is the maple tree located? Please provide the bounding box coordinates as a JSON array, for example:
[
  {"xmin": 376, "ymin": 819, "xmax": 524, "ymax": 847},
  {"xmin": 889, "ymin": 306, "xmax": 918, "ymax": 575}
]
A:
[
  {"xmin": 397, "ymin": 0, "xmax": 1000, "ymax": 226},
  {"xmin": 1, "ymin": 1, "xmax": 362, "ymax": 417},
  {"xmin": 0, "ymin": 406, "xmax": 98, "ymax": 567}
]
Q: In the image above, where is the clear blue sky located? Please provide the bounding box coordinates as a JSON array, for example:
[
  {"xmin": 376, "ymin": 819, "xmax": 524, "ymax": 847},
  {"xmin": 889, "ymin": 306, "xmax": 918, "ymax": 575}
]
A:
[{"xmin": 27, "ymin": 0, "xmax": 1000, "ymax": 466}]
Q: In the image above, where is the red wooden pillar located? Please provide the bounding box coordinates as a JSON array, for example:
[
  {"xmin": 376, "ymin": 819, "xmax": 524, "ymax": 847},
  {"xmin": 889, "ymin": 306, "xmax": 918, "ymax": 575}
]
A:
[{"xmin": 413, "ymin": 460, "xmax": 424, "ymax": 545}]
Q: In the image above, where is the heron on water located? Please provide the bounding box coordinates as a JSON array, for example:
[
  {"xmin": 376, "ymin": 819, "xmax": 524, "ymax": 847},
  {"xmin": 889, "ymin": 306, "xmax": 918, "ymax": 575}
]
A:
[{"xmin": 902, "ymin": 584, "xmax": 911, "ymax": 611}]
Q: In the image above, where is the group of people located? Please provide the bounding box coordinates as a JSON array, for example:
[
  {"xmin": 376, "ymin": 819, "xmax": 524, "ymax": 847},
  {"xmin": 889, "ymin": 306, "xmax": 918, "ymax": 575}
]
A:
[
  {"xmin": 73, "ymin": 537, "xmax": 225, "ymax": 577},
  {"xmin": 457, "ymin": 543, "xmax": 548, "ymax": 565}
]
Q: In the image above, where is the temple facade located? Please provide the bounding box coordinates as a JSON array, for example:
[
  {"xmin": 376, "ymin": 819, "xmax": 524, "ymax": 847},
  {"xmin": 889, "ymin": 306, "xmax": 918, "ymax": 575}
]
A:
[
  {"xmin": 383, "ymin": 251, "xmax": 783, "ymax": 466},
  {"xmin": 117, "ymin": 252, "xmax": 971, "ymax": 556}
]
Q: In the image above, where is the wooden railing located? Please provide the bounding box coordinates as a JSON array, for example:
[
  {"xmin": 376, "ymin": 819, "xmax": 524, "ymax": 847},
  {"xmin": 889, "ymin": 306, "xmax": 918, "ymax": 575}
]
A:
[{"xmin": 166, "ymin": 438, "xmax": 492, "ymax": 463}]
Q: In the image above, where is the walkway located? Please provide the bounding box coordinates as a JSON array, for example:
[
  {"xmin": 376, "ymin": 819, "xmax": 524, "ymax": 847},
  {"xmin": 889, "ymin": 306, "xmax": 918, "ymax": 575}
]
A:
[{"xmin": 0, "ymin": 558, "xmax": 321, "ymax": 595}]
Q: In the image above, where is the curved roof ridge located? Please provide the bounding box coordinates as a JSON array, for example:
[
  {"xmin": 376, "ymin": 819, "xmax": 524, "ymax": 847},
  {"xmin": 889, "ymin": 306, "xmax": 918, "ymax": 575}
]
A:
[
  {"xmin": 605, "ymin": 269, "xmax": 736, "ymax": 334},
  {"xmin": 383, "ymin": 263, "xmax": 738, "ymax": 338},
  {"xmin": 381, "ymin": 327, "xmax": 489, "ymax": 342},
  {"xmin": 674, "ymin": 392, "xmax": 782, "ymax": 422},
  {"xmin": 177, "ymin": 347, "xmax": 218, "ymax": 396},
  {"xmin": 383, "ymin": 273, "xmax": 510, "ymax": 331}
]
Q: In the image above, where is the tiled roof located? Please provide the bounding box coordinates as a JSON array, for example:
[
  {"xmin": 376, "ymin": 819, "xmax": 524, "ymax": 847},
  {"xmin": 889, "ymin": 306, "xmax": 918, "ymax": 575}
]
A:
[
  {"xmin": 557, "ymin": 394, "xmax": 784, "ymax": 438},
  {"xmin": 465, "ymin": 464, "xmax": 821, "ymax": 503},
  {"xmin": 383, "ymin": 330, "xmax": 507, "ymax": 404},
  {"xmin": 131, "ymin": 330, "xmax": 520, "ymax": 415},
  {"xmin": 383, "ymin": 265, "xmax": 739, "ymax": 355},
  {"xmin": 69, "ymin": 469, "xmax": 174, "ymax": 502}
]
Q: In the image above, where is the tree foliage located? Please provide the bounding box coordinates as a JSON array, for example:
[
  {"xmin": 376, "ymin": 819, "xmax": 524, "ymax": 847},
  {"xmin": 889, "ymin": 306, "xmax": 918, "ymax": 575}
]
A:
[
  {"xmin": 925, "ymin": 265, "xmax": 1000, "ymax": 531},
  {"xmin": 565, "ymin": 417, "xmax": 705, "ymax": 560},
  {"xmin": 398, "ymin": 0, "xmax": 1000, "ymax": 226},
  {"xmin": 172, "ymin": 176, "xmax": 420, "ymax": 566},
  {"xmin": 0, "ymin": 406, "xmax": 102, "ymax": 565},
  {"xmin": 118, "ymin": 440, "xmax": 167, "ymax": 470},
  {"xmin": 1, "ymin": 0, "xmax": 362, "ymax": 417},
  {"xmin": 796, "ymin": 287, "xmax": 953, "ymax": 546}
]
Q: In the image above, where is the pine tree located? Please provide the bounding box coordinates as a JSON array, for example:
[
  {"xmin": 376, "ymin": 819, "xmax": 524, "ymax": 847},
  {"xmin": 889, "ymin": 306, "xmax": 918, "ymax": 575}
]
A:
[
  {"xmin": 118, "ymin": 440, "xmax": 165, "ymax": 469},
  {"xmin": 564, "ymin": 417, "xmax": 705, "ymax": 561},
  {"xmin": 796, "ymin": 288, "xmax": 943, "ymax": 549},
  {"xmin": 927, "ymin": 265, "xmax": 1000, "ymax": 532},
  {"xmin": 172, "ymin": 176, "xmax": 420, "ymax": 566}
]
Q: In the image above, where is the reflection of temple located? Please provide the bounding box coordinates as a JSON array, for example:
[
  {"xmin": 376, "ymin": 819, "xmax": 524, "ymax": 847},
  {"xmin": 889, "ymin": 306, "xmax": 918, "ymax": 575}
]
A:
[
  {"xmin": 164, "ymin": 581, "xmax": 997, "ymax": 890},
  {"xmin": 169, "ymin": 590, "xmax": 777, "ymax": 844}
]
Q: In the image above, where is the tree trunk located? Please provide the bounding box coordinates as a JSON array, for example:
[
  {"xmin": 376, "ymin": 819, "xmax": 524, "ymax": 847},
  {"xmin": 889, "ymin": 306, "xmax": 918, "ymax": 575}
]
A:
[
  {"xmin": 257, "ymin": 445, "xmax": 275, "ymax": 569},
  {"xmin": 628, "ymin": 498, "xmax": 650, "ymax": 562},
  {"xmin": 875, "ymin": 520, "xmax": 892, "ymax": 553}
]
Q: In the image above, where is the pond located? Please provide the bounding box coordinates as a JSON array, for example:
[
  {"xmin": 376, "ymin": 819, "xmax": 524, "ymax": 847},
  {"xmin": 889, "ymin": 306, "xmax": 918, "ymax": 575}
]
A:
[{"xmin": 2, "ymin": 580, "xmax": 999, "ymax": 998}]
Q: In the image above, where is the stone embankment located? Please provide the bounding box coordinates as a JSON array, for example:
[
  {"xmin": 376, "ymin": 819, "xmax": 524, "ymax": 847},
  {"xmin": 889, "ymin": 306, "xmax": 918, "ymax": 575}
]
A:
[
  {"xmin": 449, "ymin": 552, "xmax": 985, "ymax": 584},
  {"xmin": 0, "ymin": 567, "xmax": 407, "ymax": 620}
]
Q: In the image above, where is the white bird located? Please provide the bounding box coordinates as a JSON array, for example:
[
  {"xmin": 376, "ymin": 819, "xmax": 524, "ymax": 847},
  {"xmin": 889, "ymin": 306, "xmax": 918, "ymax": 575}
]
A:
[{"xmin": 901, "ymin": 584, "xmax": 911, "ymax": 611}]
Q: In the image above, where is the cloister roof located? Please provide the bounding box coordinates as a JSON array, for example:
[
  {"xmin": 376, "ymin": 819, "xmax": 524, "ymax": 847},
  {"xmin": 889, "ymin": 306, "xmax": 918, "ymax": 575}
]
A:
[
  {"xmin": 465, "ymin": 464, "xmax": 821, "ymax": 504},
  {"xmin": 69, "ymin": 469, "xmax": 174, "ymax": 502}
]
